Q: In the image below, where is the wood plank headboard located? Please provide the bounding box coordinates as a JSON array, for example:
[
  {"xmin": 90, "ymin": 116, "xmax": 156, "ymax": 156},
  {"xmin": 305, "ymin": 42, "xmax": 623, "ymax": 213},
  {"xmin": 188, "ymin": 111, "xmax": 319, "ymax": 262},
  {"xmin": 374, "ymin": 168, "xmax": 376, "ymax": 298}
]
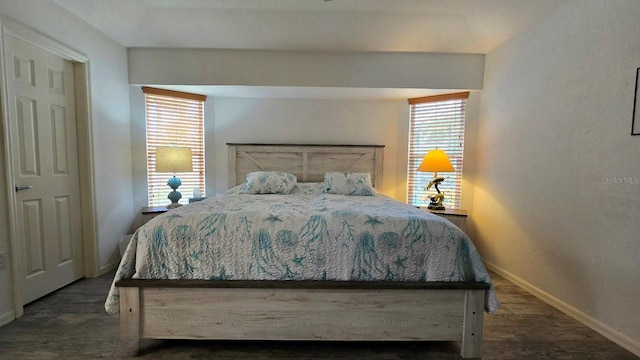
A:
[{"xmin": 227, "ymin": 143, "xmax": 384, "ymax": 187}]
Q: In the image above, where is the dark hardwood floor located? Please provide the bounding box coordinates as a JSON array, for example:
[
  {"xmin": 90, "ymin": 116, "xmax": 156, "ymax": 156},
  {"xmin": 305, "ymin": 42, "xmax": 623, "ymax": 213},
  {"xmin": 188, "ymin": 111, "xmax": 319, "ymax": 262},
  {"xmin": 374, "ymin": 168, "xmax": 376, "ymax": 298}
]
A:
[{"xmin": 0, "ymin": 270, "xmax": 637, "ymax": 359}]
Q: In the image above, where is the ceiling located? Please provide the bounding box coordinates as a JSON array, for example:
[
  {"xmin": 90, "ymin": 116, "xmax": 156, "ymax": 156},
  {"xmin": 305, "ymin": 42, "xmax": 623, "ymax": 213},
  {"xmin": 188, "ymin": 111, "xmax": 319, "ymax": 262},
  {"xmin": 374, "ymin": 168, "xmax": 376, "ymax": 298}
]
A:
[
  {"xmin": 53, "ymin": 0, "xmax": 565, "ymax": 99},
  {"xmin": 54, "ymin": 0, "xmax": 564, "ymax": 53}
]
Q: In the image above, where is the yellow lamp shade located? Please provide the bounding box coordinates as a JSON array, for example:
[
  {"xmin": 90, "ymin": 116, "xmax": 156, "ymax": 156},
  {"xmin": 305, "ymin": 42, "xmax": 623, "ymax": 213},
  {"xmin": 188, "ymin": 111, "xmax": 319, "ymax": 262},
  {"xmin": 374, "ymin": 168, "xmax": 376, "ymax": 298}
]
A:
[
  {"xmin": 155, "ymin": 146, "xmax": 193, "ymax": 173},
  {"xmin": 417, "ymin": 149, "xmax": 454, "ymax": 173}
]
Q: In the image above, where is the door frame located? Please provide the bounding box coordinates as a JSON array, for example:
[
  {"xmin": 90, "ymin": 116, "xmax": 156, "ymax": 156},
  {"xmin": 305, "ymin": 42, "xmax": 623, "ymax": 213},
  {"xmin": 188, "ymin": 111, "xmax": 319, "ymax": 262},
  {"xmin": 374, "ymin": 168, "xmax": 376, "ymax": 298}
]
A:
[{"xmin": 0, "ymin": 16, "xmax": 98, "ymax": 318}]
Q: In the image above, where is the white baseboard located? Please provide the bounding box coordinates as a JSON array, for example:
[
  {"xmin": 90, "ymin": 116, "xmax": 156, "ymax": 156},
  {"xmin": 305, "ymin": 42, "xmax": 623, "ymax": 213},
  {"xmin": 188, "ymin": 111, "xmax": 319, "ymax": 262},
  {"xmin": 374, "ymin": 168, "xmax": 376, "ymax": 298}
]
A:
[
  {"xmin": 485, "ymin": 261, "xmax": 640, "ymax": 358},
  {"xmin": 98, "ymin": 259, "xmax": 119, "ymax": 276},
  {"xmin": 0, "ymin": 310, "xmax": 15, "ymax": 327}
]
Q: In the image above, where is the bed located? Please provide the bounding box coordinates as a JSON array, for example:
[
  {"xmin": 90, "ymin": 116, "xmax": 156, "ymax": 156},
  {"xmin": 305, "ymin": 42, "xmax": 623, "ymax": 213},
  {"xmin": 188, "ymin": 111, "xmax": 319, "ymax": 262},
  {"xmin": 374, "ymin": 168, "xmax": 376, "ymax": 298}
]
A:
[{"xmin": 106, "ymin": 143, "xmax": 498, "ymax": 358}]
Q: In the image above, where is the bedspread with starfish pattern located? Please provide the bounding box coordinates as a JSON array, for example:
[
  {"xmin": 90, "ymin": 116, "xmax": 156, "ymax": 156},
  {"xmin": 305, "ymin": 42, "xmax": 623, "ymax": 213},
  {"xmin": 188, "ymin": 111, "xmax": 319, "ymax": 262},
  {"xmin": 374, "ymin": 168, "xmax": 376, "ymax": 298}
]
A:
[{"xmin": 105, "ymin": 184, "xmax": 498, "ymax": 315}]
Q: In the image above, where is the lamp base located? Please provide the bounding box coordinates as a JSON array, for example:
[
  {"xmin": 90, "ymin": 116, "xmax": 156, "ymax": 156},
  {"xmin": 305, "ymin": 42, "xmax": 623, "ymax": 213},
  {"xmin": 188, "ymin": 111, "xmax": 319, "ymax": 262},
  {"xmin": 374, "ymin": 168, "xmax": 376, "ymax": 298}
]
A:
[
  {"xmin": 426, "ymin": 191, "xmax": 446, "ymax": 211},
  {"xmin": 167, "ymin": 189, "xmax": 182, "ymax": 208},
  {"xmin": 167, "ymin": 203, "xmax": 183, "ymax": 209},
  {"xmin": 425, "ymin": 174, "xmax": 447, "ymax": 210},
  {"xmin": 427, "ymin": 203, "xmax": 446, "ymax": 211}
]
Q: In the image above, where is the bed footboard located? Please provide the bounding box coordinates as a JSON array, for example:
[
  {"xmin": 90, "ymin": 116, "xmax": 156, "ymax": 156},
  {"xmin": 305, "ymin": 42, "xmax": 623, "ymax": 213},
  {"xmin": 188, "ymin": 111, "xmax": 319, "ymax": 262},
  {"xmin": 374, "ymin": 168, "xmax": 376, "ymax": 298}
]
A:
[{"xmin": 117, "ymin": 280, "xmax": 488, "ymax": 358}]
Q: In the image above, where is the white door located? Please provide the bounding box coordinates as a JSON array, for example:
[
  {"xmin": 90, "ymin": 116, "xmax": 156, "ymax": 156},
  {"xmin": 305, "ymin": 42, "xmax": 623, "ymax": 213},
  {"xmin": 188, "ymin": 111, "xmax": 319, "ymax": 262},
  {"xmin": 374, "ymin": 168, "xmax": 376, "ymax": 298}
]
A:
[{"xmin": 4, "ymin": 33, "xmax": 83, "ymax": 304}]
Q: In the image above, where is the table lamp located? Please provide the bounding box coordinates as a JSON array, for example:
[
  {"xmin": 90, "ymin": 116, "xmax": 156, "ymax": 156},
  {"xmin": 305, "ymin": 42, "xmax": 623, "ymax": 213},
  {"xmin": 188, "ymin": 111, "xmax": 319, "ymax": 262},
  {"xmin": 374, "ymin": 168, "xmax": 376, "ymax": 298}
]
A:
[
  {"xmin": 417, "ymin": 149, "xmax": 454, "ymax": 210},
  {"xmin": 155, "ymin": 146, "xmax": 193, "ymax": 208}
]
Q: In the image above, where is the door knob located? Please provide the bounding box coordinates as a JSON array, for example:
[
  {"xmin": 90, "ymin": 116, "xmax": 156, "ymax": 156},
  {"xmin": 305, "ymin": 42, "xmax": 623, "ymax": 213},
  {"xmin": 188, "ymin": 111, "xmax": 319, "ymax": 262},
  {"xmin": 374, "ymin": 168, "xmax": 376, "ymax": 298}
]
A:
[{"xmin": 15, "ymin": 185, "xmax": 33, "ymax": 192}]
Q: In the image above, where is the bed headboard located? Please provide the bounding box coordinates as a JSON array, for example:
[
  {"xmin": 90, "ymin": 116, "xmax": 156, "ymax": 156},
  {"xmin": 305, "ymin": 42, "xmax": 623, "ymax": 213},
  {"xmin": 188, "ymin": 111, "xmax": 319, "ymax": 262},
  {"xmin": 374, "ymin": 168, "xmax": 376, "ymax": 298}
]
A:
[{"xmin": 227, "ymin": 143, "xmax": 384, "ymax": 188}]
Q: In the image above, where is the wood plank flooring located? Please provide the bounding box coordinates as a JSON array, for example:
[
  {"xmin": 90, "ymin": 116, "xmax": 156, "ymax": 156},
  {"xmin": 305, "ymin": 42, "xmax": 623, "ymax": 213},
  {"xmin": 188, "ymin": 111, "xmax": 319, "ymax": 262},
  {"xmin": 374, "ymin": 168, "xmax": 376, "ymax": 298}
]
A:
[{"xmin": 0, "ymin": 270, "xmax": 637, "ymax": 359}]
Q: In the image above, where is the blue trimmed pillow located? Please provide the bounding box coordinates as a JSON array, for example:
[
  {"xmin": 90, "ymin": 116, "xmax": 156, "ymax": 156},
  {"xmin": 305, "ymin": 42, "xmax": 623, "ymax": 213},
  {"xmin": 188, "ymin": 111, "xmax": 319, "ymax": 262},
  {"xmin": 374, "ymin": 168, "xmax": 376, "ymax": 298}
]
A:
[
  {"xmin": 324, "ymin": 172, "xmax": 375, "ymax": 196},
  {"xmin": 238, "ymin": 171, "xmax": 297, "ymax": 194}
]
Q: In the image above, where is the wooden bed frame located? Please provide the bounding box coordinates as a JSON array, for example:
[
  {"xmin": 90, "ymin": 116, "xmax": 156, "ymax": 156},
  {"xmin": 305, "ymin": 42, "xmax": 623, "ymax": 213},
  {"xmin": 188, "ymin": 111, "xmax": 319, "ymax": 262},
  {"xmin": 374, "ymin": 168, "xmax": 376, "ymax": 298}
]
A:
[{"xmin": 116, "ymin": 144, "xmax": 489, "ymax": 358}]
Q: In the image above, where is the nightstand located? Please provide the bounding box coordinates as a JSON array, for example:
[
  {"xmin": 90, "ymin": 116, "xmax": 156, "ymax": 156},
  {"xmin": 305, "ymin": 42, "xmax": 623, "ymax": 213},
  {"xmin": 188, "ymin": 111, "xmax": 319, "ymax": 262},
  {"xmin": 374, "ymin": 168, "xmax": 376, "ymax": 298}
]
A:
[
  {"xmin": 141, "ymin": 206, "xmax": 169, "ymax": 226},
  {"xmin": 421, "ymin": 208, "xmax": 468, "ymax": 233}
]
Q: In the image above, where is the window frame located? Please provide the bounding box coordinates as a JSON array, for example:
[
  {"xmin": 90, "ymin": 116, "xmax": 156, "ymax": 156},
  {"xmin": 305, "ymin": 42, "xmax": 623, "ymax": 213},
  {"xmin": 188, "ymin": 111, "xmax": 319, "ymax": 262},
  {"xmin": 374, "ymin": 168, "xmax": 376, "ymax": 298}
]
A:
[
  {"xmin": 143, "ymin": 86, "xmax": 206, "ymax": 207},
  {"xmin": 406, "ymin": 92, "xmax": 469, "ymax": 209}
]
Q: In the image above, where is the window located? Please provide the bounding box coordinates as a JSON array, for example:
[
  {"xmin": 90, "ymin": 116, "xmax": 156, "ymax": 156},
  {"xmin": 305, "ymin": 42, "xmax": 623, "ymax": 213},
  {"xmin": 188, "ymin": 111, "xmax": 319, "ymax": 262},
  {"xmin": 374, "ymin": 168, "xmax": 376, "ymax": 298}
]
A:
[
  {"xmin": 406, "ymin": 92, "xmax": 468, "ymax": 209},
  {"xmin": 143, "ymin": 87, "xmax": 206, "ymax": 207}
]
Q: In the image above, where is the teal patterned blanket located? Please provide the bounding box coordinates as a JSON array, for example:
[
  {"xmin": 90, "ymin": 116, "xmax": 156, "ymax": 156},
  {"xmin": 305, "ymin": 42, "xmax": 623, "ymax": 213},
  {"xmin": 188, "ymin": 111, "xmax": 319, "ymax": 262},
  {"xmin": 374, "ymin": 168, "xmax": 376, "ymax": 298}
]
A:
[{"xmin": 105, "ymin": 187, "xmax": 499, "ymax": 314}]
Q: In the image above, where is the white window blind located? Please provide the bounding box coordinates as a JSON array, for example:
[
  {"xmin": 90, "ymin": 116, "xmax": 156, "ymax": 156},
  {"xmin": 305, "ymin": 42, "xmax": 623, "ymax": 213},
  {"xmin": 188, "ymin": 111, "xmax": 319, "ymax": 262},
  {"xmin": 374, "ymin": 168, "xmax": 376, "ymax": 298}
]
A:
[
  {"xmin": 407, "ymin": 92, "xmax": 468, "ymax": 209},
  {"xmin": 143, "ymin": 87, "xmax": 206, "ymax": 207}
]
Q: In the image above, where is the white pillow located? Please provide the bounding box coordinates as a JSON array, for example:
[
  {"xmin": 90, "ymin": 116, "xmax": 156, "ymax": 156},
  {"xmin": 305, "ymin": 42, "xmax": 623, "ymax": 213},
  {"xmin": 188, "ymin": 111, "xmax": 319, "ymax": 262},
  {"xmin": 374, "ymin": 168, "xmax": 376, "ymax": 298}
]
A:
[
  {"xmin": 238, "ymin": 171, "xmax": 297, "ymax": 194},
  {"xmin": 324, "ymin": 172, "xmax": 375, "ymax": 196}
]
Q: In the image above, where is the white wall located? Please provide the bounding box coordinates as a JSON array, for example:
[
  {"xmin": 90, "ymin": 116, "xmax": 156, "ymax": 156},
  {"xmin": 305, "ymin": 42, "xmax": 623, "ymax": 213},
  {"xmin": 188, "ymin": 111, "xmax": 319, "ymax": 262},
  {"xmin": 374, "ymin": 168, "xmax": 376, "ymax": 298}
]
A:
[
  {"xmin": 0, "ymin": 1, "xmax": 132, "ymax": 323},
  {"xmin": 472, "ymin": 0, "xmax": 640, "ymax": 352},
  {"xmin": 130, "ymin": 87, "xmax": 147, "ymax": 224},
  {"xmin": 211, "ymin": 98, "xmax": 403, "ymax": 197},
  {"xmin": 128, "ymin": 48, "xmax": 485, "ymax": 90}
]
